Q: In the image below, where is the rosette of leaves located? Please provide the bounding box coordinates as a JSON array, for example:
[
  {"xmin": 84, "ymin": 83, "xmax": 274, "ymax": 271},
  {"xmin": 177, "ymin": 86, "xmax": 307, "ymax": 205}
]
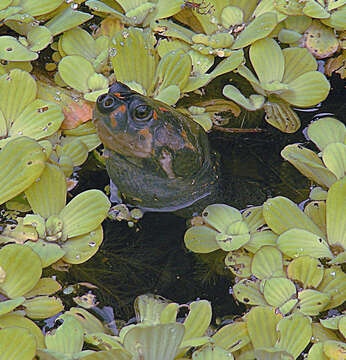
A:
[
  {"xmin": 270, "ymin": 0, "xmax": 346, "ymax": 30},
  {"xmin": 307, "ymin": 315, "xmax": 346, "ymax": 359},
  {"xmin": 0, "ymin": 243, "xmax": 64, "ymax": 357},
  {"xmin": 166, "ymin": 0, "xmax": 280, "ymax": 55},
  {"xmin": 67, "ymin": 294, "xmax": 214, "ymax": 359},
  {"xmin": 0, "ymin": 69, "xmax": 64, "ymax": 148},
  {"xmin": 0, "ymin": 3, "xmax": 93, "ymax": 73},
  {"xmin": 7, "ymin": 163, "xmax": 111, "ymax": 267},
  {"xmin": 184, "ymin": 204, "xmax": 277, "ymax": 272},
  {"xmin": 223, "ymin": 38, "xmax": 330, "ymax": 133},
  {"xmin": 57, "ymin": 26, "xmax": 111, "ymax": 102},
  {"xmin": 282, "ymin": 117, "xmax": 346, "ymax": 189},
  {"xmin": 256, "ymin": 0, "xmax": 345, "ymax": 58},
  {"xmin": 86, "ymin": 0, "xmax": 184, "ymax": 26},
  {"xmin": 109, "ymin": 26, "xmax": 244, "ymax": 105}
]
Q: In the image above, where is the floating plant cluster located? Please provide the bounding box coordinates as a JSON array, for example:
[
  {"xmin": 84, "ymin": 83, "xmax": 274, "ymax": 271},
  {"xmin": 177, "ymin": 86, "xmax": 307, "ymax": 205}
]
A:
[{"xmin": 0, "ymin": 0, "xmax": 345, "ymax": 359}]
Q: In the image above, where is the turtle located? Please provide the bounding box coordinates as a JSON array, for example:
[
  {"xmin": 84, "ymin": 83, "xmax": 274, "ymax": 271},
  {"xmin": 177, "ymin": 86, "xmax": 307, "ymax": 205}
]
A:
[{"xmin": 93, "ymin": 82, "xmax": 220, "ymax": 216}]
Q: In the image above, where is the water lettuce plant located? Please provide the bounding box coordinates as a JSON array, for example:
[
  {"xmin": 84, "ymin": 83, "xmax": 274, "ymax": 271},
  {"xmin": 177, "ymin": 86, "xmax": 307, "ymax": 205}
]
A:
[{"xmin": 223, "ymin": 38, "xmax": 330, "ymax": 132}]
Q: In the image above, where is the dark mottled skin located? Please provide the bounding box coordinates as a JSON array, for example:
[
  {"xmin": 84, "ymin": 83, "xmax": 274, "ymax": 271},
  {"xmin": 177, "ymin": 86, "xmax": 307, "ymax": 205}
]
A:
[{"xmin": 93, "ymin": 82, "xmax": 220, "ymax": 215}]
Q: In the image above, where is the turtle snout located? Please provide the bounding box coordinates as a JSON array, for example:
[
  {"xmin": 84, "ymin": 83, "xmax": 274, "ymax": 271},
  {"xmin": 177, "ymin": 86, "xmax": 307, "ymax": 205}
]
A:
[{"xmin": 96, "ymin": 93, "xmax": 118, "ymax": 114}]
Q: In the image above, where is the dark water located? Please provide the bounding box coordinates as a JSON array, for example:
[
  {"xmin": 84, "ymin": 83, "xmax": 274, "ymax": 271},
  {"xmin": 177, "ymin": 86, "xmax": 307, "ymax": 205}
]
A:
[{"xmin": 60, "ymin": 73, "xmax": 345, "ymax": 321}]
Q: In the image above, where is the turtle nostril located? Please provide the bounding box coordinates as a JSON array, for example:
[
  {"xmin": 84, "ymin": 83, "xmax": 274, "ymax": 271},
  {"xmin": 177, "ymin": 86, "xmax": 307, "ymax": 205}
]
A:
[{"xmin": 97, "ymin": 94, "xmax": 117, "ymax": 113}]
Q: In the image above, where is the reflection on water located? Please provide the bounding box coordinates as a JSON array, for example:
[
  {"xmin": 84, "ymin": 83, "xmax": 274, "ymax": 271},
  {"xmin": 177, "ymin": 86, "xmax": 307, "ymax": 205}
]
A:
[{"xmin": 63, "ymin": 73, "xmax": 345, "ymax": 321}]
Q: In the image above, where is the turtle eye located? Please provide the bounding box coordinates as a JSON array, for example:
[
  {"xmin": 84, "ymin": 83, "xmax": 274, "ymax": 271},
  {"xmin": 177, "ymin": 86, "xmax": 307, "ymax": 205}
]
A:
[
  {"xmin": 134, "ymin": 104, "xmax": 152, "ymax": 122},
  {"xmin": 96, "ymin": 94, "xmax": 118, "ymax": 113}
]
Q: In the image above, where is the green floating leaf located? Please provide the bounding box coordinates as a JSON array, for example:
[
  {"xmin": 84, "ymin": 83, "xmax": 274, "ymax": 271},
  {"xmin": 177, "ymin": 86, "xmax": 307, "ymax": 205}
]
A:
[
  {"xmin": 317, "ymin": 267, "xmax": 346, "ymax": 309},
  {"xmin": 0, "ymin": 327, "xmax": 36, "ymax": 360},
  {"xmin": 287, "ymin": 256, "xmax": 324, "ymax": 288},
  {"xmin": 244, "ymin": 231, "xmax": 277, "ymax": 253},
  {"xmin": 263, "ymin": 277, "xmax": 296, "ymax": 307},
  {"xmin": 278, "ymin": 29, "xmax": 302, "ymax": 43},
  {"xmin": 280, "ymin": 71, "xmax": 330, "ymax": 107},
  {"xmin": 311, "ymin": 321, "xmax": 341, "ymax": 343},
  {"xmin": 276, "ymin": 313, "xmax": 312, "ymax": 359},
  {"xmin": 304, "ymin": 200, "xmax": 326, "ymax": 235},
  {"xmin": 322, "ymin": 143, "xmax": 346, "ymax": 180},
  {"xmin": 251, "ymin": 246, "xmax": 285, "ymax": 279},
  {"xmin": 192, "ymin": 343, "xmax": 234, "ymax": 360},
  {"xmin": 282, "ymin": 47, "xmax": 317, "ymax": 84},
  {"xmin": 303, "ymin": 0, "xmax": 330, "ymax": 18},
  {"xmin": 0, "ymin": 36, "xmax": 38, "ymax": 61},
  {"xmin": 25, "ymin": 239, "xmax": 65, "ymax": 268},
  {"xmin": 307, "ymin": 342, "xmax": 329, "ymax": 360},
  {"xmin": 250, "ymin": 38, "xmax": 284, "ymax": 84},
  {"xmin": 154, "ymin": 84, "xmax": 180, "ymax": 105},
  {"xmin": 155, "ymin": 49, "xmax": 191, "ymax": 93},
  {"xmin": 233, "ymin": 280, "xmax": 267, "ymax": 306},
  {"xmin": 221, "ymin": 6, "xmax": 244, "ymax": 27},
  {"xmin": 24, "ymin": 277, "xmax": 61, "ymax": 298},
  {"xmin": 0, "ymin": 297, "xmax": 25, "ymax": 317},
  {"xmin": 111, "ymin": 27, "xmax": 157, "ymax": 95},
  {"xmin": 60, "ymin": 189, "xmax": 110, "ymax": 239},
  {"xmin": 46, "ymin": 8, "xmax": 93, "ymax": 36},
  {"xmin": 216, "ymin": 220, "xmax": 250, "ymax": 251},
  {"xmin": 62, "ymin": 224, "xmax": 103, "ymax": 264},
  {"xmin": 246, "ymin": 306, "xmax": 280, "ymax": 349},
  {"xmin": 6, "ymin": 98, "xmax": 63, "ymax": 143},
  {"xmin": 307, "ymin": 117, "xmax": 346, "ymax": 152},
  {"xmin": 59, "ymin": 55, "xmax": 95, "ymax": 93},
  {"xmin": 25, "ymin": 163, "xmax": 66, "ymax": 219},
  {"xmin": 232, "ymin": 12, "xmax": 278, "ymax": 49},
  {"xmin": 19, "ymin": 0, "xmax": 64, "ymax": 16},
  {"xmin": 61, "ymin": 27, "xmax": 98, "ymax": 61},
  {"xmin": 284, "ymin": 14, "xmax": 312, "ymax": 32},
  {"xmin": 82, "ymin": 349, "xmax": 132, "ymax": 360},
  {"xmin": 183, "ymin": 300, "xmax": 212, "ymax": 341},
  {"xmin": 254, "ymin": 348, "xmax": 294, "ymax": 360},
  {"xmin": 263, "ymin": 196, "xmax": 325, "ymax": 237},
  {"xmin": 184, "ymin": 226, "xmax": 219, "ymax": 254},
  {"xmin": 23, "ymin": 295, "xmax": 64, "ymax": 319},
  {"xmin": 223, "ymin": 85, "xmax": 265, "ymax": 111},
  {"xmin": 0, "ymin": 244, "xmax": 42, "ymax": 298},
  {"xmin": 277, "ymin": 228, "xmax": 333, "ymax": 259},
  {"xmin": 67, "ymin": 307, "xmax": 108, "ymax": 335},
  {"xmin": 281, "ymin": 144, "xmax": 337, "ymax": 188},
  {"xmin": 242, "ymin": 206, "xmax": 265, "ymax": 232},
  {"xmin": 326, "ymin": 177, "xmax": 346, "ymax": 249},
  {"xmin": 57, "ymin": 139, "xmax": 89, "ymax": 167},
  {"xmin": 27, "ymin": 26, "xmax": 53, "ymax": 52},
  {"xmin": 212, "ymin": 321, "xmax": 250, "ymax": 352},
  {"xmin": 123, "ymin": 323, "xmax": 184, "ymax": 360},
  {"xmin": 321, "ymin": 6, "xmax": 346, "ymax": 30},
  {"xmin": 209, "ymin": 50, "xmax": 244, "ymax": 78},
  {"xmin": 0, "ymin": 313, "xmax": 45, "ymax": 348},
  {"xmin": 202, "ymin": 204, "xmax": 242, "ymax": 233},
  {"xmin": 339, "ymin": 316, "xmax": 346, "ymax": 338},
  {"xmin": 45, "ymin": 314, "xmax": 84, "ymax": 355},
  {"xmin": 296, "ymin": 289, "xmax": 330, "ymax": 316},
  {"xmin": 0, "ymin": 69, "xmax": 37, "ymax": 129}
]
